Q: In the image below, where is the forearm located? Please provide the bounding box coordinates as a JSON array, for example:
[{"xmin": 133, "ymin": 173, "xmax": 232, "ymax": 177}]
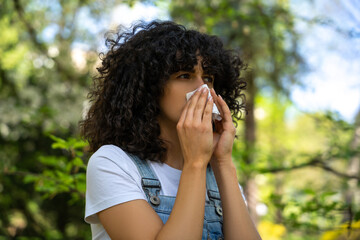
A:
[
  {"xmin": 156, "ymin": 162, "xmax": 207, "ymax": 240},
  {"xmin": 211, "ymin": 161, "xmax": 262, "ymax": 240}
]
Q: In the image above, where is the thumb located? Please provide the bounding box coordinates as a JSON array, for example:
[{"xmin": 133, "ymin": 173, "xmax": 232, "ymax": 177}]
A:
[{"xmin": 213, "ymin": 132, "xmax": 220, "ymax": 147}]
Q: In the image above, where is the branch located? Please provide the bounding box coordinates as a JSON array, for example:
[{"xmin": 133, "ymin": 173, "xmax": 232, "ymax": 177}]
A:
[
  {"xmin": 319, "ymin": 162, "xmax": 359, "ymax": 180},
  {"xmin": 294, "ymin": 14, "xmax": 360, "ymax": 38},
  {"xmin": 257, "ymin": 158, "xmax": 318, "ymax": 173},
  {"xmin": 13, "ymin": 0, "xmax": 47, "ymax": 52},
  {"xmin": 13, "ymin": 0, "xmax": 77, "ymax": 81},
  {"xmin": 2, "ymin": 169, "xmax": 85, "ymax": 199},
  {"xmin": 257, "ymin": 157, "xmax": 360, "ymax": 180},
  {"xmin": 58, "ymin": 0, "xmax": 86, "ymax": 42}
]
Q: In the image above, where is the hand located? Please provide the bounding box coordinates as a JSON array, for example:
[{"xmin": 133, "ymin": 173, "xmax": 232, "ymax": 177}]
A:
[
  {"xmin": 177, "ymin": 87, "xmax": 214, "ymax": 168},
  {"xmin": 210, "ymin": 88, "xmax": 236, "ymax": 166}
]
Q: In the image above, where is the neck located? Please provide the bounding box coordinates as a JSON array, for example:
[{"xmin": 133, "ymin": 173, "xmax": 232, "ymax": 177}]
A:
[{"xmin": 158, "ymin": 118, "xmax": 184, "ymax": 170}]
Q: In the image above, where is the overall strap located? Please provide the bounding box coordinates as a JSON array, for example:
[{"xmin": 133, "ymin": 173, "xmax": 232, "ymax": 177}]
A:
[
  {"xmin": 127, "ymin": 153, "xmax": 161, "ymax": 206},
  {"xmin": 206, "ymin": 165, "xmax": 223, "ymax": 217}
]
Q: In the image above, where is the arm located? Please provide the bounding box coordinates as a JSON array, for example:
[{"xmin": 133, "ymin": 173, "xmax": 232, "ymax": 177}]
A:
[
  {"xmin": 211, "ymin": 160, "xmax": 261, "ymax": 240},
  {"xmin": 210, "ymin": 89, "xmax": 262, "ymax": 240},
  {"xmin": 98, "ymin": 164, "xmax": 207, "ymax": 240},
  {"xmin": 98, "ymin": 88, "xmax": 214, "ymax": 240}
]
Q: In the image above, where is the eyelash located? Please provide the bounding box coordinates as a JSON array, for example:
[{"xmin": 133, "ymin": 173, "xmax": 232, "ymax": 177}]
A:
[
  {"xmin": 177, "ymin": 74, "xmax": 214, "ymax": 83},
  {"xmin": 178, "ymin": 74, "xmax": 190, "ymax": 79},
  {"xmin": 203, "ymin": 76, "xmax": 214, "ymax": 83}
]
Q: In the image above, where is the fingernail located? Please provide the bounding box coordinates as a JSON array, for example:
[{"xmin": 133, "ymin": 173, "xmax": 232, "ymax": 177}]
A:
[{"xmin": 202, "ymin": 87, "xmax": 207, "ymax": 93}]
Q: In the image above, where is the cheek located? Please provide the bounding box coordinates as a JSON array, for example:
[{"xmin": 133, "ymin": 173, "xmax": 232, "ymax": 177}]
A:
[
  {"xmin": 160, "ymin": 92, "xmax": 187, "ymax": 120},
  {"xmin": 160, "ymin": 81, "xmax": 196, "ymax": 119},
  {"xmin": 170, "ymin": 93, "xmax": 187, "ymax": 115},
  {"xmin": 165, "ymin": 86, "xmax": 187, "ymax": 106}
]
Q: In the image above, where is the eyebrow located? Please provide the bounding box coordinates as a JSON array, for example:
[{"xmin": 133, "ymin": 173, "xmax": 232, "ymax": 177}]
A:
[
  {"xmin": 177, "ymin": 69, "xmax": 213, "ymax": 75},
  {"xmin": 177, "ymin": 68, "xmax": 195, "ymax": 73}
]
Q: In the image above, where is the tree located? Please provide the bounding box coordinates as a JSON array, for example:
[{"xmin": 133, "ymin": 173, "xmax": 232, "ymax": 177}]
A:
[
  {"xmin": 169, "ymin": 0, "xmax": 360, "ymax": 238},
  {"xmin": 170, "ymin": 0, "xmax": 304, "ymax": 222},
  {"xmin": 0, "ymin": 0, "xmax": 123, "ymax": 238},
  {"xmin": 1, "ymin": 0, "xmax": 359, "ymax": 238}
]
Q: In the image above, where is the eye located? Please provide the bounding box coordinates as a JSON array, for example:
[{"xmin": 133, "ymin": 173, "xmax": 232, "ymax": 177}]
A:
[
  {"xmin": 203, "ymin": 75, "xmax": 214, "ymax": 84},
  {"xmin": 177, "ymin": 73, "xmax": 190, "ymax": 79}
]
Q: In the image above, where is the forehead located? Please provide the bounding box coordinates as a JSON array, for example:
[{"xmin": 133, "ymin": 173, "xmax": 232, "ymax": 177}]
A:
[
  {"xmin": 169, "ymin": 47, "xmax": 219, "ymax": 77},
  {"xmin": 174, "ymin": 54, "xmax": 212, "ymax": 70}
]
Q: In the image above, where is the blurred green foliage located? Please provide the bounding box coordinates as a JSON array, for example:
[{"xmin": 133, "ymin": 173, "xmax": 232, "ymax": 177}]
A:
[
  {"xmin": 0, "ymin": 0, "xmax": 359, "ymax": 239},
  {"xmin": 23, "ymin": 135, "xmax": 87, "ymax": 201}
]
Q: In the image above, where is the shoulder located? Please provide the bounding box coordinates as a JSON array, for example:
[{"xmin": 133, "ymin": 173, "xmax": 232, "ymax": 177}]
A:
[
  {"xmin": 87, "ymin": 145, "xmax": 138, "ymax": 176},
  {"xmin": 89, "ymin": 144, "xmax": 131, "ymax": 163},
  {"xmin": 85, "ymin": 145, "xmax": 147, "ymax": 223},
  {"xmin": 86, "ymin": 144, "xmax": 144, "ymax": 187}
]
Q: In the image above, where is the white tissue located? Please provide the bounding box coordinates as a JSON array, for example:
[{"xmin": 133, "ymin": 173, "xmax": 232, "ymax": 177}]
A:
[{"xmin": 185, "ymin": 84, "xmax": 222, "ymax": 121}]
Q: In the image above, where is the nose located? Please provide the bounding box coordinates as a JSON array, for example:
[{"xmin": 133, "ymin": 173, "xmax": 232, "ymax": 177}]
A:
[{"xmin": 195, "ymin": 74, "xmax": 205, "ymax": 88}]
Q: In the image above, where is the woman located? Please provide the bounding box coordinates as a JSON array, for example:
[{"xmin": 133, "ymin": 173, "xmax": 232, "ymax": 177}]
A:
[{"xmin": 81, "ymin": 20, "xmax": 261, "ymax": 240}]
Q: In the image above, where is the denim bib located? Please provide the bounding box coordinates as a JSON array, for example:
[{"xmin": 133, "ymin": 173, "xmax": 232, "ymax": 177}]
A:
[{"xmin": 128, "ymin": 153, "xmax": 224, "ymax": 240}]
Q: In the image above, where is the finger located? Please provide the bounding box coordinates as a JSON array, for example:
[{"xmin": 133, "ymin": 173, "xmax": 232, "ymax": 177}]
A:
[
  {"xmin": 202, "ymin": 95, "xmax": 213, "ymax": 123},
  {"xmin": 184, "ymin": 88, "xmax": 203, "ymax": 122},
  {"xmin": 210, "ymin": 88, "xmax": 218, "ymax": 108},
  {"xmin": 178, "ymin": 88, "xmax": 202, "ymax": 126},
  {"xmin": 217, "ymin": 95, "xmax": 232, "ymax": 123},
  {"xmin": 194, "ymin": 87, "xmax": 209, "ymax": 122},
  {"xmin": 210, "ymin": 88, "xmax": 223, "ymax": 117},
  {"xmin": 177, "ymin": 96, "xmax": 191, "ymax": 126}
]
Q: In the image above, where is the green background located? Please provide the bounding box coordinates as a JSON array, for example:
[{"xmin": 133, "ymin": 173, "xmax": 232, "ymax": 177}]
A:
[{"xmin": 0, "ymin": 0, "xmax": 359, "ymax": 239}]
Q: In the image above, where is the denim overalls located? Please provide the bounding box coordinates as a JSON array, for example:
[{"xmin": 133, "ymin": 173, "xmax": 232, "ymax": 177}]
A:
[{"xmin": 128, "ymin": 153, "xmax": 224, "ymax": 240}]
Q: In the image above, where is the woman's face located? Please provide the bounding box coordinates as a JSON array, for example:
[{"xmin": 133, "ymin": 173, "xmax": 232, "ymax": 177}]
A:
[{"xmin": 158, "ymin": 60, "xmax": 214, "ymax": 127}]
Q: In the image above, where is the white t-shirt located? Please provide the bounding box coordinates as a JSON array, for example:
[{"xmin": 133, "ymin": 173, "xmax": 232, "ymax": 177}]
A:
[{"xmin": 85, "ymin": 144, "xmax": 246, "ymax": 239}]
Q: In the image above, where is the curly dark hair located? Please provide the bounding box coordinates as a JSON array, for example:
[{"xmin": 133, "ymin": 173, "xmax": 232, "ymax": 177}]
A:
[{"xmin": 80, "ymin": 20, "xmax": 247, "ymax": 162}]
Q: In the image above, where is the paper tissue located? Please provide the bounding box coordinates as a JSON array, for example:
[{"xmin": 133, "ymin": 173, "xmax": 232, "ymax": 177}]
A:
[{"xmin": 185, "ymin": 84, "xmax": 222, "ymax": 121}]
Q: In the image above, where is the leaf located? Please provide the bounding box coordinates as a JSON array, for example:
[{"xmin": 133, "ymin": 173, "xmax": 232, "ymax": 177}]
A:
[
  {"xmin": 355, "ymin": 211, "xmax": 360, "ymax": 221},
  {"xmin": 50, "ymin": 135, "xmax": 69, "ymax": 149},
  {"xmin": 303, "ymin": 188, "xmax": 316, "ymax": 195},
  {"xmin": 72, "ymin": 157, "xmax": 84, "ymax": 167},
  {"xmin": 23, "ymin": 174, "xmax": 39, "ymax": 184},
  {"xmin": 71, "ymin": 139, "xmax": 88, "ymax": 149}
]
